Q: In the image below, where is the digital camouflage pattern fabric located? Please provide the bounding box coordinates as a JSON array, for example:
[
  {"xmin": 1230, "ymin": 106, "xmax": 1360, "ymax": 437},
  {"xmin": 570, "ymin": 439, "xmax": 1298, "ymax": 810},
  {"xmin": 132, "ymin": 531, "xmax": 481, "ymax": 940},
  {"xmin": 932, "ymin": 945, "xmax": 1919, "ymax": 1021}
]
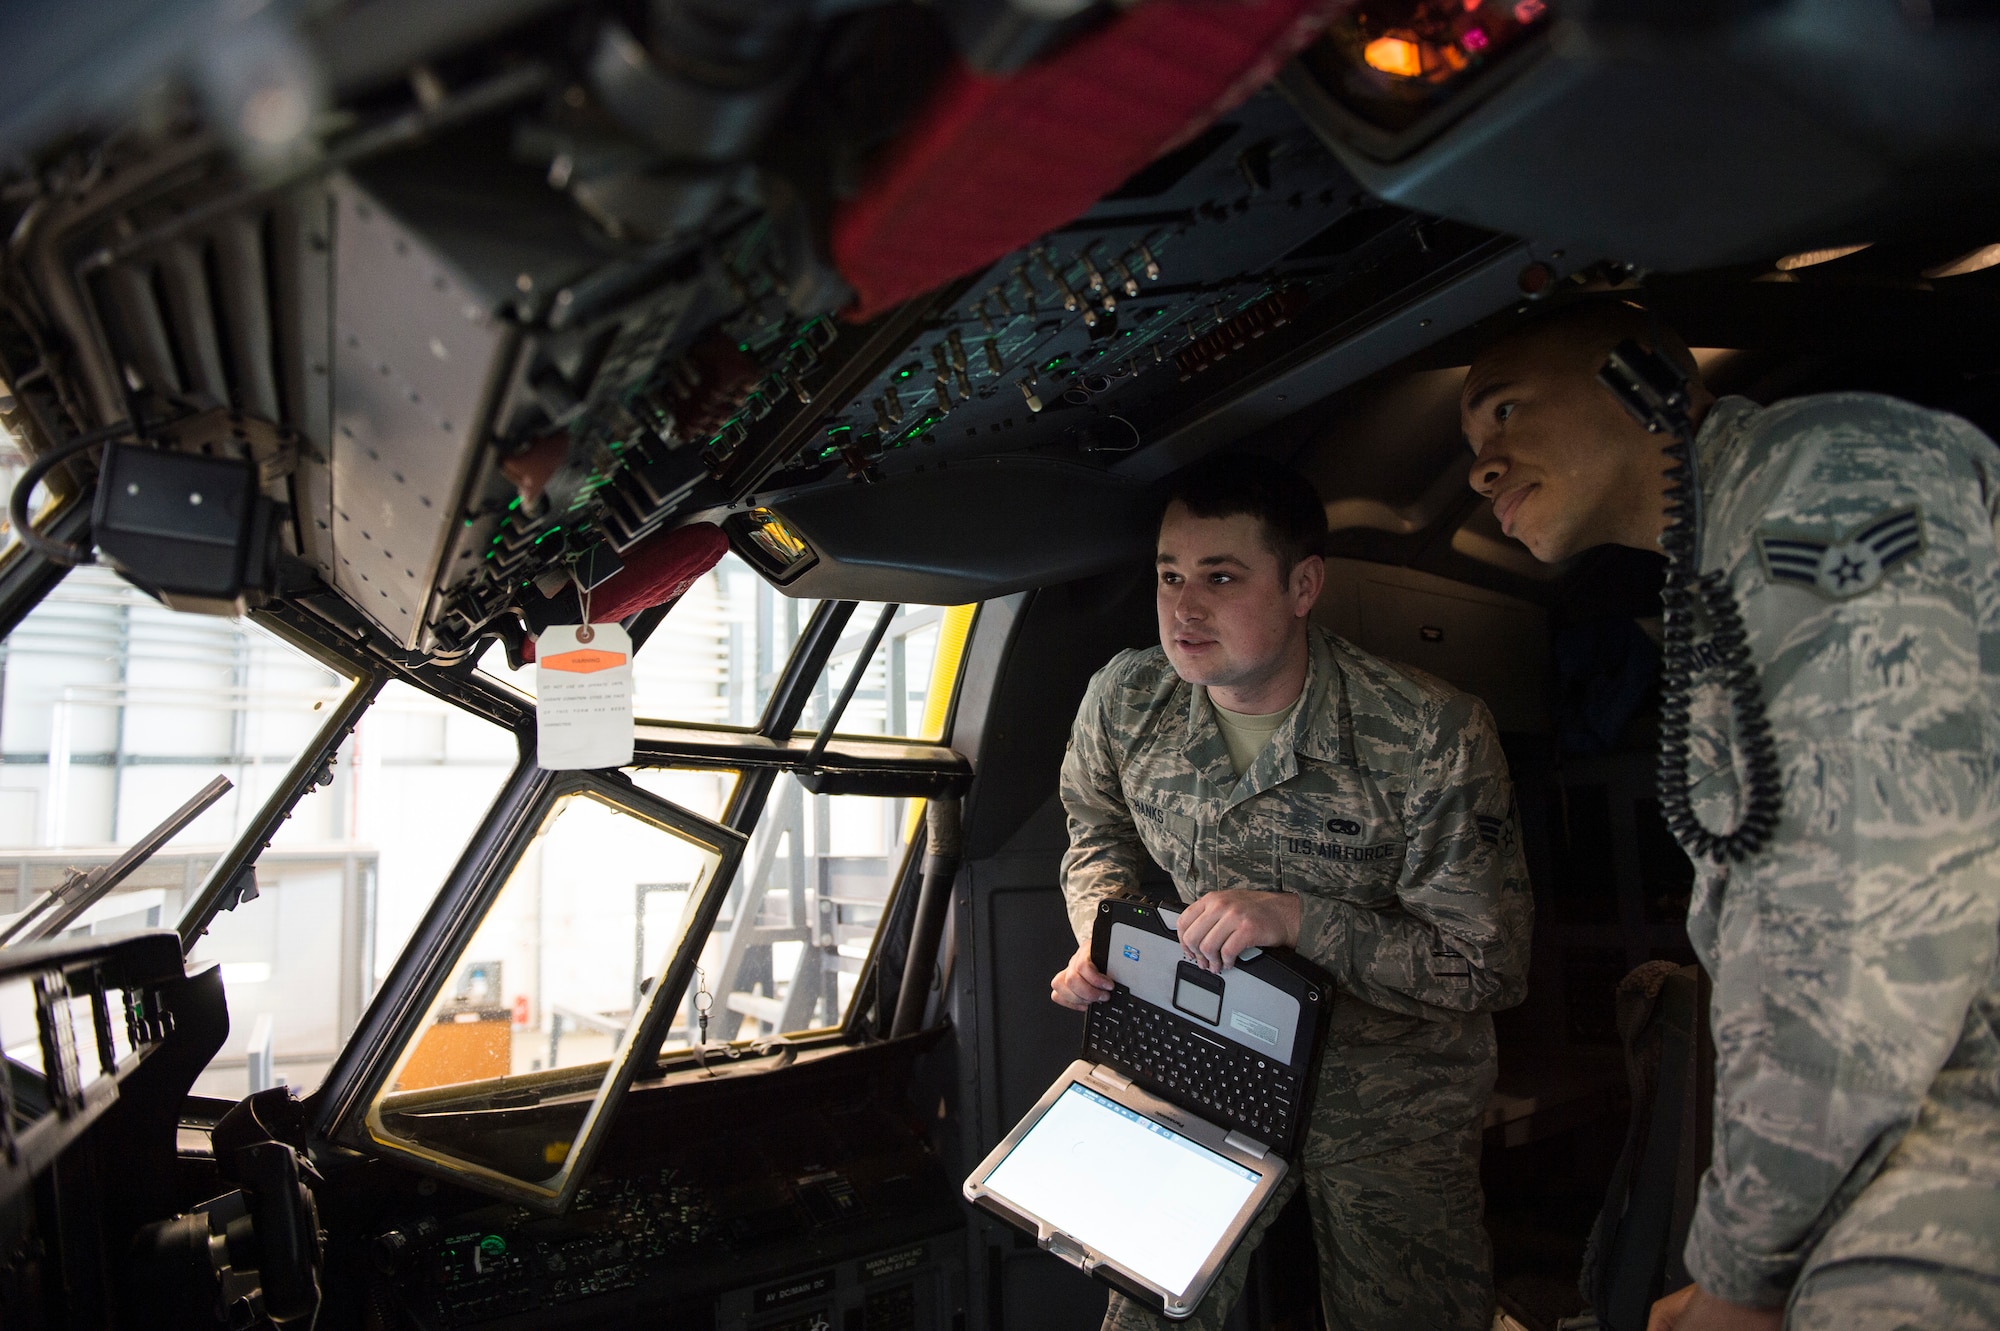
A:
[
  {"xmin": 1059, "ymin": 625, "xmax": 1533, "ymax": 1329},
  {"xmin": 1680, "ymin": 394, "xmax": 2000, "ymax": 1317},
  {"xmin": 1101, "ymin": 1121, "xmax": 1490, "ymax": 1331}
]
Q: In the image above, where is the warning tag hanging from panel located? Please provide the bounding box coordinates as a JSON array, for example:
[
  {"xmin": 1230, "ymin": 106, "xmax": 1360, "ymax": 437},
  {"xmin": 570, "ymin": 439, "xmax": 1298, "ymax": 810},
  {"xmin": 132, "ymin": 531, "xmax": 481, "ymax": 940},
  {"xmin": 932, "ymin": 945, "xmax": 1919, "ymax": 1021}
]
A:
[{"xmin": 536, "ymin": 622, "xmax": 634, "ymax": 770}]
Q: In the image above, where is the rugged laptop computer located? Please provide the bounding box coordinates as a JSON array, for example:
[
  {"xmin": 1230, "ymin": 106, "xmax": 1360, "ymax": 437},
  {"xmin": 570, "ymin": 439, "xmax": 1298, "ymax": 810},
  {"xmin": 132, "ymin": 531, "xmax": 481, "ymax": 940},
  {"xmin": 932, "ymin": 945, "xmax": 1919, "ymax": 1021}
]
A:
[{"xmin": 964, "ymin": 897, "xmax": 1328, "ymax": 1319}]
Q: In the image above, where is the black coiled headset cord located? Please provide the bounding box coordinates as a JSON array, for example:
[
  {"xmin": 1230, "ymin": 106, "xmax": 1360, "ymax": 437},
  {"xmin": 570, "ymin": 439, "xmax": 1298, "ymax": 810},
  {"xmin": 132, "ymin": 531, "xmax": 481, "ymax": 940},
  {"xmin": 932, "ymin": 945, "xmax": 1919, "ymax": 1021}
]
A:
[{"xmin": 1598, "ymin": 339, "xmax": 1782, "ymax": 863}]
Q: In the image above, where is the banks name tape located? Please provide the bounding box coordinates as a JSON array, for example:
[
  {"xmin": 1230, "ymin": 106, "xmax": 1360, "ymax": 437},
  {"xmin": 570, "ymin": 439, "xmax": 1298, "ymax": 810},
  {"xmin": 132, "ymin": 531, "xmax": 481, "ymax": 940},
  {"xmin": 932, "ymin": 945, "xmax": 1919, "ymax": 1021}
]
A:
[{"xmin": 536, "ymin": 623, "xmax": 634, "ymax": 770}]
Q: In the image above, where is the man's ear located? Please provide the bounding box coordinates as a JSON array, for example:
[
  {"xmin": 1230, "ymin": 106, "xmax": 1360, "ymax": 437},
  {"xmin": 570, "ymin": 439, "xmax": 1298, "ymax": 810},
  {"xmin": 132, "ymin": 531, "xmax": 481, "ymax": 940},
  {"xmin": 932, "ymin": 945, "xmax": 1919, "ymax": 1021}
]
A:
[{"xmin": 1291, "ymin": 555, "xmax": 1325, "ymax": 617}]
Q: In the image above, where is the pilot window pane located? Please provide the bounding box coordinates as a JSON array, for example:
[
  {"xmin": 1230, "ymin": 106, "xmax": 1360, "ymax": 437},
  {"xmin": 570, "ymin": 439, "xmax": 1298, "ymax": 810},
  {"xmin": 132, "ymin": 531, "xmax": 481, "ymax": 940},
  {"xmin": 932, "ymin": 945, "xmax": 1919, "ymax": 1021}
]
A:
[
  {"xmin": 184, "ymin": 680, "xmax": 517, "ymax": 1100},
  {"xmin": 663, "ymin": 775, "xmax": 911, "ymax": 1051},
  {"xmin": 804, "ymin": 603, "xmax": 976, "ymax": 742},
  {"xmin": 366, "ymin": 783, "xmax": 734, "ymax": 1191},
  {"xmin": 0, "ymin": 565, "xmax": 359, "ymax": 989},
  {"xmin": 474, "ymin": 556, "xmax": 974, "ymax": 741}
]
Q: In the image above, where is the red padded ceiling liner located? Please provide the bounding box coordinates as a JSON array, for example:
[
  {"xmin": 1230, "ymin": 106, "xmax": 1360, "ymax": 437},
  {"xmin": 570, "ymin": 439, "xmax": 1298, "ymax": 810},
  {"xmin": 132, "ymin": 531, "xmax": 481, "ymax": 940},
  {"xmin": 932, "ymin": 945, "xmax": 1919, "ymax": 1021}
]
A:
[{"xmin": 832, "ymin": 0, "xmax": 1349, "ymax": 322}]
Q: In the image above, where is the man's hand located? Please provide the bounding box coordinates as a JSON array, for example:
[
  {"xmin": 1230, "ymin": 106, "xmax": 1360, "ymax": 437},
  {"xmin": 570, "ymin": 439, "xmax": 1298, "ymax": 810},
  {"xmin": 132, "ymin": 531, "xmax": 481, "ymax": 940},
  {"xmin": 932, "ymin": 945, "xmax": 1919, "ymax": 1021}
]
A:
[
  {"xmin": 1647, "ymin": 1284, "xmax": 1784, "ymax": 1331},
  {"xmin": 1176, "ymin": 889, "xmax": 1301, "ymax": 971},
  {"xmin": 1051, "ymin": 942, "xmax": 1114, "ymax": 1011}
]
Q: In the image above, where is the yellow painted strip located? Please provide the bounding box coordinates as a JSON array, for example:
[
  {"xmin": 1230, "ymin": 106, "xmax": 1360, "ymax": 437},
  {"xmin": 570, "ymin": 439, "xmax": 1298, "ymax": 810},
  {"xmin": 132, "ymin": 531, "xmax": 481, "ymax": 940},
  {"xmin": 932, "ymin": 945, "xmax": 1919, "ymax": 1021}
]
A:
[
  {"xmin": 920, "ymin": 604, "xmax": 978, "ymax": 742},
  {"xmin": 905, "ymin": 603, "xmax": 978, "ymax": 840}
]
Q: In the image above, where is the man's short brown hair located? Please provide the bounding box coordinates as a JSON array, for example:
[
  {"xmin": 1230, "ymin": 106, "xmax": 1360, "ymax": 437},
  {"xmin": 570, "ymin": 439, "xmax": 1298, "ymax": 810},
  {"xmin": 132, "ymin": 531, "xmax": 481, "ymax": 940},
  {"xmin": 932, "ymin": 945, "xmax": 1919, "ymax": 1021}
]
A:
[{"xmin": 1162, "ymin": 454, "xmax": 1328, "ymax": 577}]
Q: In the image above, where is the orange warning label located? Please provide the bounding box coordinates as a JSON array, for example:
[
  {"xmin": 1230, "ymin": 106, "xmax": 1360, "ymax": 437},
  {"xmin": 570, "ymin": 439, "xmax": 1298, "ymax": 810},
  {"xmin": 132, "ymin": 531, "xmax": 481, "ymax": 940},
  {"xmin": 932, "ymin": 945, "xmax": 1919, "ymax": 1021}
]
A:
[{"xmin": 541, "ymin": 650, "xmax": 628, "ymax": 674}]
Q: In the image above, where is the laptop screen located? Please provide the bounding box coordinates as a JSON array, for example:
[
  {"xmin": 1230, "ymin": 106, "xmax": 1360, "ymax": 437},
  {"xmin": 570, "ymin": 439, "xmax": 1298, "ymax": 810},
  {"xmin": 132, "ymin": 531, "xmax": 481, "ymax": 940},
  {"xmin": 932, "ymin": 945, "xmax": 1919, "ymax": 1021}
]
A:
[{"xmin": 982, "ymin": 1081, "xmax": 1261, "ymax": 1296}]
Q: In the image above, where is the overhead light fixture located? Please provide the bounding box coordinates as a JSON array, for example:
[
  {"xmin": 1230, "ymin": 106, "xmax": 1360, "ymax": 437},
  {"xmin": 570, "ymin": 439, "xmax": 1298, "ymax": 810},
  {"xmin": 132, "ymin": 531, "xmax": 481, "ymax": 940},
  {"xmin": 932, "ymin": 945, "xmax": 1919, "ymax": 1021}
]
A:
[
  {"xmin": 1923, "ymin": 244, "xmax": 2000, "ymax": 279},
  {"xmin": 728, "ymin": 506, "xmax": 817, "ymax": 583},
  {"xmin": 744, "ymin": 508, "xmax": 807, "ymax": 563},
  {"xmin": 1774, "ymin": 243, "xmax": 1871, "ymax": 271}
]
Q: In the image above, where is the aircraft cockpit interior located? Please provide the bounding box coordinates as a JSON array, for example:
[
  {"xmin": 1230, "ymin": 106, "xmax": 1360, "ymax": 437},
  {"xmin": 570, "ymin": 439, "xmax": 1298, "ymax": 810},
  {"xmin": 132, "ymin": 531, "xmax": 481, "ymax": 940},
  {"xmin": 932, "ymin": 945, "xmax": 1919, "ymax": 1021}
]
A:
[{"xmin": 2, "ymin": 2, "xmax": 1998, "ymax": 1329}]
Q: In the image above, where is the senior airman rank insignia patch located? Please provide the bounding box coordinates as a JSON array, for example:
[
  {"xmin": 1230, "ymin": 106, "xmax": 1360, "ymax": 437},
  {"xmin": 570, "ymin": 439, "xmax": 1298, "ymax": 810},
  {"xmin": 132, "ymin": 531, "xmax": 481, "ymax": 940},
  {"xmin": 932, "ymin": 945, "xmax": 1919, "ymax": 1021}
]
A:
[{"xmin": 1757, "ymin": 506, "xmax": 1925, "ymax": 600}]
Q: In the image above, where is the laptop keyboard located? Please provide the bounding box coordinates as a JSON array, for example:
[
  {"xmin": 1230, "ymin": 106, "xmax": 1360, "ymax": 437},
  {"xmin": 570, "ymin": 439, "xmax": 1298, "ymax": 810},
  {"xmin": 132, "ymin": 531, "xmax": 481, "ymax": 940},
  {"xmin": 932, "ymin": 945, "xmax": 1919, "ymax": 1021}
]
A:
[{"xmin": 1083, "ymin": 986, "xmax": 1300, "ymax": 1148}]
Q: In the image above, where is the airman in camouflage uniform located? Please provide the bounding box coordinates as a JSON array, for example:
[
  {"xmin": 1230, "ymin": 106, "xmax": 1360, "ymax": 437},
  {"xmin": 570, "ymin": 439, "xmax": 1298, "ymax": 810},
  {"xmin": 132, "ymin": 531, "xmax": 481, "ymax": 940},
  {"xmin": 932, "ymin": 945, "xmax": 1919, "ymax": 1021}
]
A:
[
  {"xmin": 1680, "ymin": 392, "xmax": 2000, "ymax": 1328},
  {"xmin": 1464, "ymin": 304, "xmax": 2000, "ymax": 1329},
  {"xmin": 1052, "ymin": 457, "xmax": 1534, "ymax": 1331}
]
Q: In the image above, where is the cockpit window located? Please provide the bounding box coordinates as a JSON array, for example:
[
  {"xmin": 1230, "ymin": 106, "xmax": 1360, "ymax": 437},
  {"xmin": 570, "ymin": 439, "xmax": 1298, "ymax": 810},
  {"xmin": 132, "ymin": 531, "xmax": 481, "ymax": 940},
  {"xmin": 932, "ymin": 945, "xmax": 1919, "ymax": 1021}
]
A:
[
  {"xmin": 475, "ymin": 552, "xmax": 817, "ymax": 725},
  {"xmin": 475, "ymin": 553, "xmax": 972, "ymax": 742},
  {"xmin": 805, "ymin": 604, "xmax": 975, "ymax": 743},
  {"xmin": 0, "ymin": 565, "xmax": 355, "ymax": 941},
  {"xmin": 184, "ymin": 680, "xmax": 517, "ymax": 1099},
  {"xmin": 361, "ymin": 775, "xmax": 742, "ymax": 1206},
  {"xmin": 663, "ymin": 778, "xmax": 915, "ymax": 1053},
  {"xmin": 339, "ymin": 593, "xmax": 974, "ymax": 1206}
]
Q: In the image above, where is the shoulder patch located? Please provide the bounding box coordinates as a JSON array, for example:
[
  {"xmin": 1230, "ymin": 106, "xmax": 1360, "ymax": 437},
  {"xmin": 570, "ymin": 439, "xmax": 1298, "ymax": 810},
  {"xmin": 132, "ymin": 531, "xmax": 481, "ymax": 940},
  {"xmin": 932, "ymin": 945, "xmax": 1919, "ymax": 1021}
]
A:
[{"xmin": 1756, "ymin": 506, "xmax": 1925, "ymax": 600}]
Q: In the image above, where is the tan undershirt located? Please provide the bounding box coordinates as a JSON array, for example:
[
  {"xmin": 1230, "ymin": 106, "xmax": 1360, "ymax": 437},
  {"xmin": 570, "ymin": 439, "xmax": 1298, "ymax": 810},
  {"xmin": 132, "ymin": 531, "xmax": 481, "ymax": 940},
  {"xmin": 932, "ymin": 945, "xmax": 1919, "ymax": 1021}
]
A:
[{"xmin": 1210, "ymin": 697, "xmax": 1298, "ymax": 777}]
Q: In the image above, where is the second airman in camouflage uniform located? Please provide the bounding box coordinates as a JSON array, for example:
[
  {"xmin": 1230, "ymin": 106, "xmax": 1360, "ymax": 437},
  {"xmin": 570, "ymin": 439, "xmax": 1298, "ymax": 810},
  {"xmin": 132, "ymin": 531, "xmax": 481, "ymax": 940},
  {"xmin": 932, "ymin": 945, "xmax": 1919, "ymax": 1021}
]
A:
[
  {"xmin": 1464, "ymin": 302, "xmax": 2000, "ymax": 1329},
  {"xmin": 1051, "ymin": 456, "xmax": 1534, "ymax": 1331},
  {"xmin": 1679, "ymin": 392, "xmax": 2000, "ymax": 1329}
]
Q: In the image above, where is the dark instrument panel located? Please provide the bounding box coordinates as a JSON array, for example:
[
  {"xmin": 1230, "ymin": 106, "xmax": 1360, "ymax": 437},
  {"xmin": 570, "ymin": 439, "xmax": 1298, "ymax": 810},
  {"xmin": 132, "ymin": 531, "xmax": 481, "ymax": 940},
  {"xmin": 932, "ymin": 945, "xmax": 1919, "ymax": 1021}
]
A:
[{"xmin": 347, "ymin": 1037, "xmax": 964, "ymax": 1331}]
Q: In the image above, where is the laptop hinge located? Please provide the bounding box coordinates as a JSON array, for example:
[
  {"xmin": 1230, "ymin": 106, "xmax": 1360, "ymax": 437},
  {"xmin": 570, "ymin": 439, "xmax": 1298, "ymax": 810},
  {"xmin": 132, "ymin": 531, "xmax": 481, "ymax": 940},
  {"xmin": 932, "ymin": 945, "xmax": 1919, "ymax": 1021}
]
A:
[
  {"xmin": 1224, "ymin": 1129, "xmax": 1269, "ymax": 1160},
  {"xmin": 1088, "ymin": 1064, "xmax": 1132, "ymax": 1091}
]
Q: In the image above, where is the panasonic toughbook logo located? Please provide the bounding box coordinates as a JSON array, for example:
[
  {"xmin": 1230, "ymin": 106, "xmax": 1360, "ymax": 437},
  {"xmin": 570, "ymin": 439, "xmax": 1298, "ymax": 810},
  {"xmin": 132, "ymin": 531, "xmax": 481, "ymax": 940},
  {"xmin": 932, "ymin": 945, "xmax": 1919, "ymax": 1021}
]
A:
[{"xmin": 1284, "ymin": 837, "xmax": 1399, "ymax": 862}]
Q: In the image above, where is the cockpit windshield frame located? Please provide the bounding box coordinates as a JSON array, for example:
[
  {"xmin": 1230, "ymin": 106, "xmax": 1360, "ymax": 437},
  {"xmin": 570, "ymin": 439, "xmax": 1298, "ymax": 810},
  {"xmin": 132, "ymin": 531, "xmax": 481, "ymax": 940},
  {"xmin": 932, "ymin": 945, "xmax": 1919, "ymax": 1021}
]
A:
[
  {"xmin": 338, "ymin": 767, "xmax": 747, "ymax": 1212},
  {"xmin": 295, "ymin": 592, "xmax": 972, "ymax": 1207}
]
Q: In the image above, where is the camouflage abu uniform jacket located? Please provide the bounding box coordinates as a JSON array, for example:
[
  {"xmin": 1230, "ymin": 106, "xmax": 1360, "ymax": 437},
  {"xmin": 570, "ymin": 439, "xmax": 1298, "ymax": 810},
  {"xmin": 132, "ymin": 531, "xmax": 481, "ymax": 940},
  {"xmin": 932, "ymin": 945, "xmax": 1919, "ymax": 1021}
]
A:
[
  {"xmin": 1681, "ymin": 394, "xmax": 2000, "ymax": 1305},
  {"xmin": 1059, "ymin": 625, "xmax": 1534, "ymax": 1164}
]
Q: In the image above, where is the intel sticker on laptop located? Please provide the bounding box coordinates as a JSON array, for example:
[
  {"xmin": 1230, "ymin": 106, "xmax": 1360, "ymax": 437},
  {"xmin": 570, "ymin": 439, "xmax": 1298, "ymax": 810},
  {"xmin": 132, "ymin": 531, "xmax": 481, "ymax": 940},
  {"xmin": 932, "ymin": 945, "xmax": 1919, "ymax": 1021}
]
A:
[{"xmin": 1123, "ymin": 944, "xmax": 1141, "ymax": 961}]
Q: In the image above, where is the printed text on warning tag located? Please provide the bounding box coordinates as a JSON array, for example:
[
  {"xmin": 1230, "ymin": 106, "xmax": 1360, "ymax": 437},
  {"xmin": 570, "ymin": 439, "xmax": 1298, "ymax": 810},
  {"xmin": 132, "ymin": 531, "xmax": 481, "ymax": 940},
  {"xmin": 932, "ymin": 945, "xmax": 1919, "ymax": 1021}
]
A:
[{"xmin": 536, "ymin": 623, "xmax": 634, "ymax": 770}]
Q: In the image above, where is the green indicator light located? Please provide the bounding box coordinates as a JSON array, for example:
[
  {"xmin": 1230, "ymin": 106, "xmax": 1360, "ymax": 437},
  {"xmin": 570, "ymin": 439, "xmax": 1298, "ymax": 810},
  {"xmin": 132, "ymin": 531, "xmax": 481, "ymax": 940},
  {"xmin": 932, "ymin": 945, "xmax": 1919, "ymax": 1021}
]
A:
[
  {"xmin": 897, "ymin": 369, "xmax": 911, "ymax": 379},
  {"xmin": 738, "ymin": 342, "xmax": 750, "ymax": 352},
  {"xmin": 506, "ymin": 496, "xmax": 521, "ymax": 512},
  {"xmin": 479, "ymin": 1235, "xmax": 507, "ymax": 1257},
  {"xmin": 532, "ymin": 525, "xmax": 564, "ymax": 546},
  {"xmin": 1044, "ymin": 357, "xmax": 1063, "ymax": 370},
  {"xmin": 827, "ymin": 425, "xmax": 851, "ymax": 435},
  {"xmin": 463, "ymin": 519, "xmax": 473, "ymax": 528}
]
